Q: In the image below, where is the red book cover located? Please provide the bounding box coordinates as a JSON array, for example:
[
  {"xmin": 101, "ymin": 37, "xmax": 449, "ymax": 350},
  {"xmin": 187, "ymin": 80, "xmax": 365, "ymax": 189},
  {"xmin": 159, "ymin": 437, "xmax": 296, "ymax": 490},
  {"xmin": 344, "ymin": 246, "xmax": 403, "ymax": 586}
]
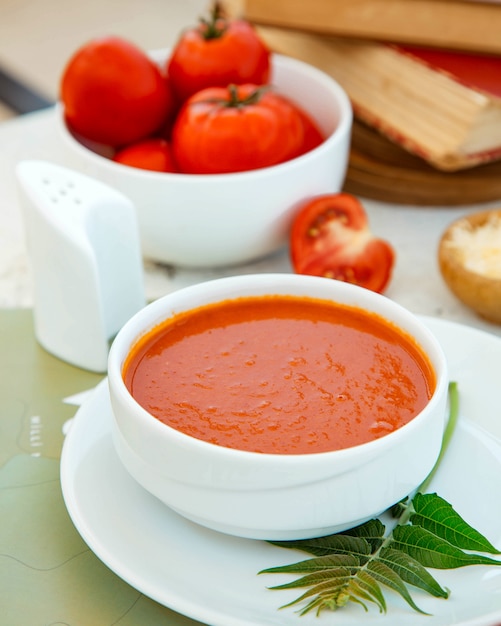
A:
[{"xmin": 393, "ymin": 45, "xmax": 501, "ymax": 99}]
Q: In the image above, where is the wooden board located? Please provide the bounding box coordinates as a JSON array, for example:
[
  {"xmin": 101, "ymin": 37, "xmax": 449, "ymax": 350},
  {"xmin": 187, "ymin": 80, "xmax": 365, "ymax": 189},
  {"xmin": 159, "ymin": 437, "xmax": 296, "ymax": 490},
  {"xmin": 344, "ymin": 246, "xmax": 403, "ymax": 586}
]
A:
[
  {"xmin": 343, "ymin": 121, "xmax": 501, "ymax": 206},
  {"xmin": 245, "ymin": 0, "xmax": 501, "ymax": 54}
]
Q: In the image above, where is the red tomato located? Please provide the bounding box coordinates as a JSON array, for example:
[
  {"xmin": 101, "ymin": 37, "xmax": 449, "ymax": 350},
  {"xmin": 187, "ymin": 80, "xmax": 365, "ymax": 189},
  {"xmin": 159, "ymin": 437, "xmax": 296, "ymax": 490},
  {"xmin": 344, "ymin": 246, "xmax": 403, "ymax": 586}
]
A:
[
  {"xmin": 294, "ymin": 107, "xmax": 326, "ymax": 157},
  {"xmin": 290, "ymin": 193, "xmax": 395, "ymax": 293},
  {"xmin": 172, "ymin": 84, "xmax": 304, "ymax": 174},
  {"xmin": 61, "ymin": 36, "xmax": 175, "ymax": 146},
  {"xmin": 113, "ymin": 138, "xmax": 177, "ymax": 172},
  {"xmin": 167, "ymin": 4, "xmax": 270, "ymax": 102}
]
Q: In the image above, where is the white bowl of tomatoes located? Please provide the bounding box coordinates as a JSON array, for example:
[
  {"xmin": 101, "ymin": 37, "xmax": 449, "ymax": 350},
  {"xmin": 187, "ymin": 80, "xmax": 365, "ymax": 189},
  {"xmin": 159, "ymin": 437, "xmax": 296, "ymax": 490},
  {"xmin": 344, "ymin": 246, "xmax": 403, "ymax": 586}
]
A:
[{"xmin": 56, "ymin": 20, "xmax": 352, "ymax": 268}]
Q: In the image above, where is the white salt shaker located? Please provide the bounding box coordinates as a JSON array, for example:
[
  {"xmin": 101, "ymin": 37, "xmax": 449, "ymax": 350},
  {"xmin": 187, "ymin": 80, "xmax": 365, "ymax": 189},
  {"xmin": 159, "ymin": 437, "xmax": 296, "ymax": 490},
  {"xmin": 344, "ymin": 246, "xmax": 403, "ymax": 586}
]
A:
[{"xmin": 17, "ymin": 160, "xmax": 145, "ymax": 373}]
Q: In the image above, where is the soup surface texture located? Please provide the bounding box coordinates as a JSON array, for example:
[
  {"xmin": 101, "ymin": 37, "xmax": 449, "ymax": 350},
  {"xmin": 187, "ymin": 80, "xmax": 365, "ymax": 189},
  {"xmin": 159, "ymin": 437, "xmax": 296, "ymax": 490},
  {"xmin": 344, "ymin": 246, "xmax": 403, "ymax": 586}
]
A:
[{"xmin": 123, "ymin": 295, "xmax": 435, "ymax": 454}]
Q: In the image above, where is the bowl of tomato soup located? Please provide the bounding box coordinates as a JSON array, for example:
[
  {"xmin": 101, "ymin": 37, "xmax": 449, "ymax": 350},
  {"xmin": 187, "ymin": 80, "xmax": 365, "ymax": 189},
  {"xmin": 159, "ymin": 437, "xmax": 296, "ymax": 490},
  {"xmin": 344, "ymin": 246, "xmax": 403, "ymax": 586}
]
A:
[{"xmin": 108, "ymin": 274, "xmax": 448, "ymax": 540}]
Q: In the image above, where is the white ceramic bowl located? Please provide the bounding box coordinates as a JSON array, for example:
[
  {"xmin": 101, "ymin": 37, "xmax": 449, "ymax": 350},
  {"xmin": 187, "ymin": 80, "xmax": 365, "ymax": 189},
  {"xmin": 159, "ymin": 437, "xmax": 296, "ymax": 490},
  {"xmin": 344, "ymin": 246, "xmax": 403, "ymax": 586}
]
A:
[
  {"xmin": 108, "ymin": 273, "xmax": 449, "ymax": 540},
  {"xmin": 56, "ymin": 52, "xmax": 352, "ymax": 268}
]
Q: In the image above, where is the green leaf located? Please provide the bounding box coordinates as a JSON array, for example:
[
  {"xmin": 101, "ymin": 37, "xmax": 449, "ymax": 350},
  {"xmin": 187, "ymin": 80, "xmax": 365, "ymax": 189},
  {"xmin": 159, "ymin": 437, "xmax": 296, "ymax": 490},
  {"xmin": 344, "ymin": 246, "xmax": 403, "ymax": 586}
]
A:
[
  {"xmin": 390, "ymin": 497, "xmax": 409, "ymax": 518},
  {"xmin": 259, "ymin": 553, "xmax": 358, "ymax": 576},
  {"xmin": 366, "ymin": 559, "xmax": 429, "ymax": 614},
  {"xmin": 411, "ymin": 492, "xmax": 501, "ymax": 554},
  {"xmin": 392, "ymin": 525, "xmax": 501, "ymax": 569},
  {"xmin": 296, "ymin": 594, "xmax": 338, "ymax": 617},
  {"xmin": 343, "ymin": 518, "xmax": 386, "ymax": 552},
  {"xmin": 269, "ymin": 533, "xmax": 372, "ymax": 561},
  {"xmin": 353, "ymin": 570, "xmax": 387, "ymax": 613},
  {"xmin": 269, "ymin": 567, "xmax": 352, "ymax": 593},
  {"xmin": 337, "ymin": 576, "xmax": 386, "ymax": 613},
  {"xmin": 379, "ymin": 547, "xmax": 449, "ymax": 598},
  {"xmin": 269, "ymin": 566, "xmax": 389, "ymax": 615},
  {"xmin": 295, "ymin": 594, "xmax": 338, "ymax": 616},
  {"xmin": 278, "ymin": 578, "xmax": 352, "ymax": 612}
]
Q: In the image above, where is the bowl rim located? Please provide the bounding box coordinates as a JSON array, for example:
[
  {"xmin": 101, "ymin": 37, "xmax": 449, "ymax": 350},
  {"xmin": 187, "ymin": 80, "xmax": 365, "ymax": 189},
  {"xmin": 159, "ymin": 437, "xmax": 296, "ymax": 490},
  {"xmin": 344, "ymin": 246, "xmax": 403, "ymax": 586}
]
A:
[
  {"xmin": 56, "ymin": 52, "xmax": 353, "ymax": 182},
  {"xmin": 108, "ymin": 273, "xmax": 449, "ymax": 466}
]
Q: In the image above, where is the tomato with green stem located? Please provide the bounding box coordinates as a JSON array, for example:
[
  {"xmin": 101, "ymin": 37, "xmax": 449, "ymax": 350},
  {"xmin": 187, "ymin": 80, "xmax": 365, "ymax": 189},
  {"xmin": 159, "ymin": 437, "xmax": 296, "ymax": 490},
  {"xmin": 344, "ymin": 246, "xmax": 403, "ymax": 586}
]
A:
[
  {"xmin": 167, "ymin": 2, "xmax": 270, "ymax": 102},
  {"xmin": 172, "ymin": 84, "xmax": 304, "ymax": 174},
  {"xmin": 290, "ymin": 193, "xmax": 395, "ymax": 293}
]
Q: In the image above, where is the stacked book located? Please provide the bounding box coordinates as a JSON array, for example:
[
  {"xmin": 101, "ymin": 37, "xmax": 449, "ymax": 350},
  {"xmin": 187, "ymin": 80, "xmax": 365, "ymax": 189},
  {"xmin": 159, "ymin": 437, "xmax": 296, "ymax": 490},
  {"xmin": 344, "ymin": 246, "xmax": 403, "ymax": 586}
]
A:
[{"xmin": 243, "ymin": 0, "xmax": 501, "ymax": 204}]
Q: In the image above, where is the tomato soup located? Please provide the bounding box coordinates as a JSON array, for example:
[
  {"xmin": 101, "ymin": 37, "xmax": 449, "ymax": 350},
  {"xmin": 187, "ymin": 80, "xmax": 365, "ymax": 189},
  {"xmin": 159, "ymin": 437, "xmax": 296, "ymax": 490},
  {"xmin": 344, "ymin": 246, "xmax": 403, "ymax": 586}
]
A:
[{"xmin": 123, "ymin": 295, "xmax": 435, "ymax": 454}]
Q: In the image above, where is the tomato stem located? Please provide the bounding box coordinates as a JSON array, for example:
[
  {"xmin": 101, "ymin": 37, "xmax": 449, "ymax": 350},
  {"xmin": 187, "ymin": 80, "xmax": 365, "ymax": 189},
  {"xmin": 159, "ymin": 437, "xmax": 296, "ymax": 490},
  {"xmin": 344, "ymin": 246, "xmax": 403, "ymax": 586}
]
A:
[
  {"xmin": 227, "ymin": 84, "xmax": 268, "ymax": 107},
  {"xmin": 199, "ymin": 2, "xmax": 228, "ymax": 40},
  {"xmin": 196, "ymin": 85, "xmax": 269, "ymax": 109}
]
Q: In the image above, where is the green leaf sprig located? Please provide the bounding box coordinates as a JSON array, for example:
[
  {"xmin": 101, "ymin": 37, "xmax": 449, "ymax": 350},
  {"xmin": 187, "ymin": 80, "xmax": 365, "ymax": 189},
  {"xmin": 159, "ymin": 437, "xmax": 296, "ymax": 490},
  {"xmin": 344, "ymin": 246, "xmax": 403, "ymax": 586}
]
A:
[{"xmin": 259, "ymin": 382, "xmax": 501, "ymax": 616}]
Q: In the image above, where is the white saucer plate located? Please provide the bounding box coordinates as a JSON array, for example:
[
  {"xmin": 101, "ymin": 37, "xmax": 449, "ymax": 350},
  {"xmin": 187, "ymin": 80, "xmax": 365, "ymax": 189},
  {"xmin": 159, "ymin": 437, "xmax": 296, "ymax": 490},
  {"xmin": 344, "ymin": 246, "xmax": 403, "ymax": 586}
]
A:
[{"xmin": 60, "ymin": 317, "xmax": 501, "ymax": 626}]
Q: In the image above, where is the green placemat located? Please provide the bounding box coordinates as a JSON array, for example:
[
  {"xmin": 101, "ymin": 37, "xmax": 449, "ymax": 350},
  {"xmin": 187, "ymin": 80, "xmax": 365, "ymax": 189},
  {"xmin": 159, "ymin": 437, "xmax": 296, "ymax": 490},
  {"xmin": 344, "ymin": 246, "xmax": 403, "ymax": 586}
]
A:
[{"xmin": 0, "ymin": 309, "xmax": 203, "ymax": 626}]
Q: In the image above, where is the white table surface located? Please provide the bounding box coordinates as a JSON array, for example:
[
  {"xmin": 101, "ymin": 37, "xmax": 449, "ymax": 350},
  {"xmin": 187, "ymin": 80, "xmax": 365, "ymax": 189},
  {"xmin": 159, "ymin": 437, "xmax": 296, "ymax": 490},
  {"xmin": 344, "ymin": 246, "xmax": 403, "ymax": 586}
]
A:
[{"xmin": 1, "ymin": 107, "xmax": 500, "ymax": 339}]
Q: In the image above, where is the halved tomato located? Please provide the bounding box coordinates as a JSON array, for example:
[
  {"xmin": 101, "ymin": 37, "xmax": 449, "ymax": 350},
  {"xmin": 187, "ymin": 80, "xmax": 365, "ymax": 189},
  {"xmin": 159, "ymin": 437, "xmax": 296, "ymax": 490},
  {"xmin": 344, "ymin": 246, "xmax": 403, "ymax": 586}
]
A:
[{"xmin": 290, "ymin": 193, "xmax": 395, "ymax": 293}]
